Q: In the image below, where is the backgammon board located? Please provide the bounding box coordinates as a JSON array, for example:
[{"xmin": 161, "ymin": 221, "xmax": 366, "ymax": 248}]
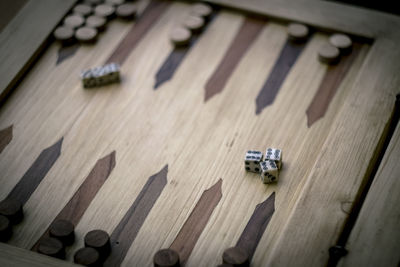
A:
[{"xmin": 0, "ymin": 0, "xmax": 399, "ymax": 266}]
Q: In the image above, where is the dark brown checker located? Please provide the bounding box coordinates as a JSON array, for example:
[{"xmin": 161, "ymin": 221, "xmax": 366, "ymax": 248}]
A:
[
  {"xmin": 74, "ymin": 247, "xmax": 101, "ymax": 267},
  {"xmin": 37, "ymin": 237, "xmax": 65, "ymax": 259},
  {"xmin": 0, "ymin": 198, "xmax": 23, "ymax": 225},
  {"xmin": 222, "ymin": 247, "xmax": 249, "ymax": 267},
  {"xmin": 49, "ymin": 219, "xmax": 75, "ymax": 246},
  {"xmin": 85, "ymin": 229, "xmax": 111, "ymax": 259},
  {"xmin": 153, "ymin": 248, "xmax": 180, "ymax": 267}
]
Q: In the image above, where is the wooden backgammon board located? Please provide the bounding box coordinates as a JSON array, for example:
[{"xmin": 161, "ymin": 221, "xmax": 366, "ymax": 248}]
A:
[{"xmin": 0, "ymin": 0, "xmax": 399, "ymax": 266}]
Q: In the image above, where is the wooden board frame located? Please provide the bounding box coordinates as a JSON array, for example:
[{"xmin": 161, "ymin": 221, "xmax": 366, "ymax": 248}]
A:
[
  {"xmin": 338, "ymin": 115, "xmax": 400, "ymax": 267},
  {"xmin": 0, "ymin": 0, "xmax": 77, "ymax": 104},
  {"xmin": 0, "ymin": 0, "xmax": 399, "ymax": 266},
  {"xmin": 207, "ymin": 0, "xmax": 400, "ymax": 39}
]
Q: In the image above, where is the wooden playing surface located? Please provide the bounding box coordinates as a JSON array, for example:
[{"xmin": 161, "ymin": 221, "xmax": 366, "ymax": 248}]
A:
[{"xmin": 0, "ymin": 0, "xmax": 399, "ymax": 266}]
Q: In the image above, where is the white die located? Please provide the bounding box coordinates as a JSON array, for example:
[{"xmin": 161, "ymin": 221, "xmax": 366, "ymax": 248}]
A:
[
  {"xmin": 107, "ymin": 70, "xmax": 120, "ymax": 84},
  {"xmin": 260, "ymin": 160, "xmax": 279, "ymax": 184},
  {"xmin": 83, "ymin": 77, "xmax": 97, "ymax": 88},
  {"xmin": 107, "ymin": 72, "xmax": 120, "ymax": 83},
  {"xmin": 81, "ymin": 70, "xmax": 95, "ymax": 88},
  {"xmin": 265, "ymin": 148, "xmax": 282, "ymax": 169},
  {"xmin": 81, "ymin": 69, "xmax": 95, "ymax": 88},
  {"xmin": 93, "ymin": 66, "xmax": 108, "ymax": 86},
  {"xmin": 102, "ymin": 63, "xmax": 120, "ymax": 85},
  {"xmin": 244, "ymin": 150, "xmax": 263, "ymax": 173},
  {"xmin": 80, "ymin": 63, "xmax": 121, "ymax": 88},
  {"xmin": 107, "ymin": 63, "xmax": 120, "ymax": 73}
]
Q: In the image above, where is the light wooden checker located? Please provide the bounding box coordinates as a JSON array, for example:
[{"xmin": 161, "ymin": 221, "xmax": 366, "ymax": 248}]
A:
[
  {"xmin": 86, "ymin": 15, "xmax": 107, "ymax": 31},
  {"xmin": 0, "ymin": 0, "xmax": 399, "ymax": 267},
  {"xmin": 64, "ymin": 14, "xmax": 85, "ymax": 29},
  {"xmin": 183, "ymin": 15, "xmax": 205, "ymax": 33},
  {"xmin": 170, "ymin": 26, "xmax": 191, "ymax": 46},
  {"xmin": 116, "ymin": 3, "xmax": 137, "ymax": 19},
  {"xmin": 73, "ymin": 4, "xmax": 93, "ymax": 17},
  {"xmin": 287, "ymin": 23, "xmax": 309, "ymax": 42},
  {"xmin": 53, "ymin": 26, "xmax": 75, "ymax": 44},
  {"xmin": 75, "ymin": 26, "xmax": 98, "ymax": 43}
]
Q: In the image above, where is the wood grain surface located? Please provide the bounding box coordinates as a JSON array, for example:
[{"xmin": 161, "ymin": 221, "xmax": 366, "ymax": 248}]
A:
[
  {"xmin": 154, "ymin": 47, "xmax": 190, "ymax": 90},
  {"xmin": 6, "ymin": 138, "xmax": 63, "ymax": 205},
  {"xmin": 104, "ymin": 165, "xmax": 168, "ymax": 266},
  {"xmin": 106, "ymin": 0, "xmax": 171, "ymax": 65},
  {"xmin": 0, "ymin": 0, "xmax": 28, "ymax": 32},
  {"xmin": 170, "ymin": 179, "xmax": 222, "ymax": 265},
  {"xmin": 56, "ymin": 44, "xmax": 81, "ymax": 66},
  {"xmin": 154, "ymin": 12, "xmax": 218, "ymax": 89},
  {"xmin": 32, "ymin": 151, "xmax": 116, "ymax": 252},
  {"xmin": 236, "ymin": 192, "xmax": 275, "ymax": 260},
  {"xmin": 0, "ymin": 0, "xmax": 77, "ymax": 103},
  {"xmin": 204, "ymin": 16, "xmax": 265, "ymax": 101},
  {"xmin": 0, "ymin": 0, "xmax": 399, "ymax": 266},
  {"xmin": 339, "ymin": 120, "xmax": 400, "ymax": 267},
  {"xmin": 306, "ymin": 42, "xmax": 363, "ymax": 127},
  {"xmin": 255, "ymin": 39, "xmax": 308, "ymax": 115}
]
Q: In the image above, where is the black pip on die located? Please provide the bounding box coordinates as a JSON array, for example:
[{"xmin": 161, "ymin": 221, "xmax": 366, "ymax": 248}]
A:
[
  {"xmin": 265, "ymin": 148, "xmax": 282, "ymax": 170},
  {"xmin": 244, "ymin": 151, "xmax": 263, "ymax": 173},
  {"xmin": 260, "ymin": 160, "xmax": 279, "ymax": 184}
]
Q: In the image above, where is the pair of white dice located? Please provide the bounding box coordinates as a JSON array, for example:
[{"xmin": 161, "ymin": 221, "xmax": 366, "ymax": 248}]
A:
[
  {"xmin": 81, "ymin": 63, "xmax": 120, "ymax": 88},
  {"xmin": 244, "ymin": 148, "xmax": 282, "ymax": 184}
]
